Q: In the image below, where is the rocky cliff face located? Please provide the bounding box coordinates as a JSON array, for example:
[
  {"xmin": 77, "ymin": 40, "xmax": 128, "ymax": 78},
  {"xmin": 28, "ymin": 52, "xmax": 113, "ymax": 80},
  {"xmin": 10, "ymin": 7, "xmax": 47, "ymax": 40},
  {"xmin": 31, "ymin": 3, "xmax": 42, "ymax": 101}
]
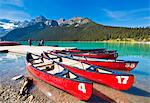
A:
[
  {"xmin": 57, "ymin": 17, "xmax": 91, "ymax": 27},
  {"xmin": 45, "ymin": 20, "xmax": 58, "ymax": 27}
]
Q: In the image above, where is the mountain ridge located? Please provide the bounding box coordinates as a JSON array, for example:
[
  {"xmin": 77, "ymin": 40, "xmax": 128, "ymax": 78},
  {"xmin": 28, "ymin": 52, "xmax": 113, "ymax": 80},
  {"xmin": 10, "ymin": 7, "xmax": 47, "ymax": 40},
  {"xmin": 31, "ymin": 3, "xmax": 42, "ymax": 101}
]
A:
[{"xmin": 1, "ymin": 16, "xmax": 150, "ymax": 41}]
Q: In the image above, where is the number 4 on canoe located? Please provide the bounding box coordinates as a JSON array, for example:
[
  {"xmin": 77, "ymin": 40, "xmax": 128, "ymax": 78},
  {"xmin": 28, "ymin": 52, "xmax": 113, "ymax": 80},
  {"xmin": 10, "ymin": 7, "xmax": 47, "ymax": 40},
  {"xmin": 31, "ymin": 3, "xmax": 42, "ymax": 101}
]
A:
[{"xmin": 78, "ymin": 83, "xmax": 86, "ymax": 93}]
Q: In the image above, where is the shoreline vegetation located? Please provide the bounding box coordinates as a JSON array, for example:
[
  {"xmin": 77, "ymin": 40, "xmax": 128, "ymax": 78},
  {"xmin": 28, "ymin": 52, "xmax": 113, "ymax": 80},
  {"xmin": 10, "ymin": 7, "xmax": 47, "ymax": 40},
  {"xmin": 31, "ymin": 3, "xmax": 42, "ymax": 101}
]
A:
[
  {"xmin": 102, "ymin": 39, "xmax": 150, "ymax": 44},
  {"xmin": 19, "ymin": 39, "xmax": 150, "ymax": 44}
]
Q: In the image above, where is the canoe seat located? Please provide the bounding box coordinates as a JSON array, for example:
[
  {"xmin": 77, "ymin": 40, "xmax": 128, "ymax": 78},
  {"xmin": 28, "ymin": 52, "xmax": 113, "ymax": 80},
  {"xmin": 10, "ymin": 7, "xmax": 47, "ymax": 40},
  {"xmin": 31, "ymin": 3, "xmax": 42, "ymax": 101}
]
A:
[
  {"xmin": 47, "ymin": 64, "xmax": 64, "ymax": 74},
  {"xmin": 63, "ymin": 72, "xmax": 77, "ymax": 79},
  {"xmin": 32, "ymin": 59, "xmax": 44, "ymax": 64},
  {"xmin": 34, "ymin": 62, "xmax": 50, "ymax": 67},
  {"xmin": 33, "ymin": 58, "xmax": 52, "ymax": 67},
  {"xmin": 36, "ymin": 63, "xmax": 53, "ymax": 68},
  {"xmin": 62, "ymin": 58, "xmax": 90, "ymax": 70},
  {"xmin": 69, "ymin": 72, "xmax": 77, "ymax": 79},
  {"xmin": 96, "ymin": 68, "xmax": 112, "ymax": 74}
]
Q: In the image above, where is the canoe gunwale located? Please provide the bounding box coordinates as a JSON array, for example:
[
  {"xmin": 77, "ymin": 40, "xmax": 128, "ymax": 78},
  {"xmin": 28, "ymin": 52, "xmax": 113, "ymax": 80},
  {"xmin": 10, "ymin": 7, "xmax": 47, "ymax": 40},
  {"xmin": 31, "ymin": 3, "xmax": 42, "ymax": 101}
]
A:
[
  {"xmin": 46, "ymin": 52, "xmax": 134, "ymax": 76},
  {"xmin": 26, "ymin": 53, "xmax": 92, "ymax": 84}
]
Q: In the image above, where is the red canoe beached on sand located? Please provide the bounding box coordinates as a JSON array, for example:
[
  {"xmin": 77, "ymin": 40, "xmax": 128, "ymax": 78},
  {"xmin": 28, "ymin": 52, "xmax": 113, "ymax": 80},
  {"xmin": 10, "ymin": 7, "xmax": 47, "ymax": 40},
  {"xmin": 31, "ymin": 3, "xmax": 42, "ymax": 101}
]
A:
[
  {"xmin": 43, "ymin": 52, "xmax": 134, "ymax": 90},
  {"xmin": 26, "ymin": 53, "xmax": 93, "ymax": 101},
  {"xmin": 0, "ymin": 41, "xmax": 20, "ymax": 46}
]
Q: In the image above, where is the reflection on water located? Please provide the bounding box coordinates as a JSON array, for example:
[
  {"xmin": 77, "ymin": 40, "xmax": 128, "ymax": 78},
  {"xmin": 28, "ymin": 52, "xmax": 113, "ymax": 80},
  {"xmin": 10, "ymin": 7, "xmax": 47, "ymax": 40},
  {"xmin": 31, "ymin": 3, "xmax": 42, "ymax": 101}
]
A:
[
  {"xmin": 0, "ymin": 53, "xmax": 26, "ymax": 83},
  {"xmin": 6, "ymin": 53, "xmax": 18, "ymax": 59}
]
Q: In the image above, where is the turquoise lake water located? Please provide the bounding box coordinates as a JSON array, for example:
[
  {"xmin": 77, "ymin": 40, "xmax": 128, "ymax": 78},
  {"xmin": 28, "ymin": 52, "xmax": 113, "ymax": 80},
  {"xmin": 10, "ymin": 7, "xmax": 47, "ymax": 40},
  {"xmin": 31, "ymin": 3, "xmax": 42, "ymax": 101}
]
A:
[{"xmin": 0, "ymin": 41, "xmax": 150, "ymax": 91}]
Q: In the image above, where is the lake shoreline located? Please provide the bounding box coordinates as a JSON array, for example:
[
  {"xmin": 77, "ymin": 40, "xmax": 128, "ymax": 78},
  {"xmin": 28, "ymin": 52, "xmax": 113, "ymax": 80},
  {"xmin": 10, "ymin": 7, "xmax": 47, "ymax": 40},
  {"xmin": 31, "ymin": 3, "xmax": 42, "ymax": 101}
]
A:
[{"xmin": 18, "ymin": 40, "xmax": 150, "ymax": 45}]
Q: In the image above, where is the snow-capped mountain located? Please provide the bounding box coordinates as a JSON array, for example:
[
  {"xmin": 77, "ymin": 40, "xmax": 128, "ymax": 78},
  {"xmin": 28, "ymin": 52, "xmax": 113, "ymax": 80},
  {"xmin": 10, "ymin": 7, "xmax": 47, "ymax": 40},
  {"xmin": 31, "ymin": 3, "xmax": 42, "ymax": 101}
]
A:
[
  {"xmin": 0, "ymin": 16, "xmax": 91, "ymax": 38},
  {"xmin": 0, "ymin": 19, "xmax": 18, "ymax": 29},
  {"xmin": 0, "ymin": 19, "xmax": 19, "ymax": 37}
]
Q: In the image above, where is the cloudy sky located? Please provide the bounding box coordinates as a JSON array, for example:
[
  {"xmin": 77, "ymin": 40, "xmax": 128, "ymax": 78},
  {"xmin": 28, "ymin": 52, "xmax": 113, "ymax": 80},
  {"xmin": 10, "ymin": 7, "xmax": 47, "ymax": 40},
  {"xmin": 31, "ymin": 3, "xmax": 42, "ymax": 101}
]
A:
[{"xmin": 0, "ymin": 0, "xmax": 149, "ymax": 27}]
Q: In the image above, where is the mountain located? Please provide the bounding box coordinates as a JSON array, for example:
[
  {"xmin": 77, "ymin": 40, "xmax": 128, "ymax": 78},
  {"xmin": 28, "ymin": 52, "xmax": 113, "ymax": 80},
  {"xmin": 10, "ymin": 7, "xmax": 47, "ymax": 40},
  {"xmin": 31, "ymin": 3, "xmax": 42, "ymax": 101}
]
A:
[
  {"xmin": 0, "ymin": 19, "xmax": 19, "ymax": 37},
  {"xmin": 57, "ymin": 17, "xmax": 91, "ymax": 27},
  {"xmin": 0, "ymin": 16, "xmax": 59, "ymax": 38},
  {"xmin": 1, "ymin": 16, "xmax": 150, "ymax": 41}
]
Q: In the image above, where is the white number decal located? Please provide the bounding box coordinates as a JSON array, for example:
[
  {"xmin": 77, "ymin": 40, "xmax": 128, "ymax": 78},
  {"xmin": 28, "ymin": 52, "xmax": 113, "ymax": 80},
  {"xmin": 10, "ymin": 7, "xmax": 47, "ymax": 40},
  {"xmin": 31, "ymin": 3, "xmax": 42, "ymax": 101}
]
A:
[
  {"xmin": 130, "ymin": 63, "xmax": 135, "ymax": 68},
  {"xmin": 116, "ymin": 76, "xmax": 129, "ymax": 84},
  {"xmin": 125, "ymin": 63, "xmax": 130, "ymax": 68},
  {"xmin": 78, "ymin": 83, "xmax": 86, "ymax": 93},
  {"xmin": 125, "ymin": 63, "xmax": 135, "ymax": 68}
]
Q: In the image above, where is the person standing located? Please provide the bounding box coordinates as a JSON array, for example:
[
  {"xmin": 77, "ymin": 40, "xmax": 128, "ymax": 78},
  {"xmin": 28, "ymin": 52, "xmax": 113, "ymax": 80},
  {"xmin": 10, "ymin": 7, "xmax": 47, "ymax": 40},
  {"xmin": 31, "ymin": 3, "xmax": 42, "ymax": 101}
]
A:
[
  {"xmin": 40, "ymin": 40, "xmax": 44, "ymax": 46},
  {"xmin": 28, "ymin": 38, "xmax": 32, "ymax": 46}
]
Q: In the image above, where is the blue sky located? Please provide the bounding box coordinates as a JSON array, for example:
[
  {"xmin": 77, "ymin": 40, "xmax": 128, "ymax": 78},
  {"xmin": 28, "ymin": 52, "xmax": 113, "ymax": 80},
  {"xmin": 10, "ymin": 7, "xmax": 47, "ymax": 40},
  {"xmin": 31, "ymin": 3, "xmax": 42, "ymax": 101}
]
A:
[{"xmin": 0, "ymin": 0, "xmax": 149, "ymax": 27}]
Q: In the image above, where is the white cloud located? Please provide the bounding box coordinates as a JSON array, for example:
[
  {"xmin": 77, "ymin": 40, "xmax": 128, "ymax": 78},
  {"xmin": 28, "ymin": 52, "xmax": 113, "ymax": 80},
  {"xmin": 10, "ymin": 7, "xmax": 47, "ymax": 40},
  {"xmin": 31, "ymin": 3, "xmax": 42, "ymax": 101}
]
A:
[
  {"xmin": 129, "ymin": 8, "xmax": 150, "ymax": 14},
  {"xmin": 0, "ymin": 0, "xmax": 31, "ymax": 21},
  {"xmin": 102, "ymin": 9, "xmax": 129, "ymax": 21},
  {"xmin": 142, "ymin": 16, "xmax": 150, "ymax": 20},
  {"xmin": 102, "ymin": 8, "xmax": 150, "ymax": 21},
  {"xmin": 0, "ymin": 0, "xmax": 24, "ymax": 7},
  {"xmin": 0, "ymin": 9, "xmax": 31, "ymax": 21}
]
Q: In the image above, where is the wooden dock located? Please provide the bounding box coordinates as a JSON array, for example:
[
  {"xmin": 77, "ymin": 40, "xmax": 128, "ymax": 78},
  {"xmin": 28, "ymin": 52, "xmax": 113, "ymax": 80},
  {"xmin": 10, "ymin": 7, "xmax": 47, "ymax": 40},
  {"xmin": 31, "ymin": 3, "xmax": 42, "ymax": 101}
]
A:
[{"xmin": 0, "ymin": 45, "xmax": 76, "ymax": 54}]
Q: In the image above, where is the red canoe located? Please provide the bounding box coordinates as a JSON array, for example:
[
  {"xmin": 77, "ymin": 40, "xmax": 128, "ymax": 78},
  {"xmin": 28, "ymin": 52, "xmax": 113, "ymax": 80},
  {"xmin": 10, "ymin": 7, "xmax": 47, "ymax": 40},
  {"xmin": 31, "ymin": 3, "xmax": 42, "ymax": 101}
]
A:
[
  {"xmin": 66, "ymin": 48, "xmax": 117, "ymax": 54},
  {"xmin": 26, "ymin": 53, "xmax": 93, "ymax": 100},
  {"xmin": 54, "ymin": 50, "xmax": 118, "ymax": 60},
  {"xmin": 59, "ymin": 55, "xmax": 138, "ymax": 71},
  {"xmin": 54, "ymin": 51, "xmax": 138, "ymax": 71},
  {"xmin": 80, "ymin": 59, "xmax": 138, "ymax": 71},
  {"xmin": 43, "ymin": 52, "xmax": 134, "ymax": 90},
  {"xmin": 0, "ymin": 41, "xmax": 20, "ymax": 46},
  {"xmin": 73, "ymin": 52, "xmax": 118, "ymax": 60}
]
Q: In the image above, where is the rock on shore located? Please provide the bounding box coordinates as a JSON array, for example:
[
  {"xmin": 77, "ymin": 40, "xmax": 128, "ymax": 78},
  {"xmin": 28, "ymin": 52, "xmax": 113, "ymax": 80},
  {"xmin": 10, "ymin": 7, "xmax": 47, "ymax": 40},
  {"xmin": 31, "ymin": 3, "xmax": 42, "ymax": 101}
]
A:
[{"xmin": 0, "ymin": 82, "xmax": 51, "ymax": 103}]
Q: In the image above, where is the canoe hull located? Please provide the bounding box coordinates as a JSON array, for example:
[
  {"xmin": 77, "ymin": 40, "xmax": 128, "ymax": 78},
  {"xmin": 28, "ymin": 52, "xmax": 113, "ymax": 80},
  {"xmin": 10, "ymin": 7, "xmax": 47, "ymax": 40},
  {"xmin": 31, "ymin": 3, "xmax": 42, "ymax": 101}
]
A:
[
  {"xmin": 73, "ymin": 53, "xmax": 118, "ymax": 60},
  {"xmin": 0, "ymin": 41, "xmax": 20, "ymax": 46},
  {"xmin": 55, "ymin": 49, "xmax": 118, "ymax": 59},
  {"xmin": 80, "ymin": 60, "xmax": 138, "ymax": 71},
  {"xmin": 62, "ymin": 64, "xmax": 134, "ymax": 90},
  {"xmin": 69, "ymin": 49, "xmax": 117, "ymax": 53},
  {"xmin": 26, "ymin": 63, "xmax": 92, "ymax": 100}
]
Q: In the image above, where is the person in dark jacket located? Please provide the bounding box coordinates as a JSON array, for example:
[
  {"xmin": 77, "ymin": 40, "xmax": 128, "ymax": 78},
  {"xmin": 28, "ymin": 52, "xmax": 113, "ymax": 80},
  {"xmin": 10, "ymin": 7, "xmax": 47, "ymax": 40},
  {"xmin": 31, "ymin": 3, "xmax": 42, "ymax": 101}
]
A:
[
  {"xmin": 28, "ymin": 39, "xmax": 32, "ymax": 46},
  {"xmin": 40, "ymin": 40, "xmax": 44, "ymax": 46}
]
